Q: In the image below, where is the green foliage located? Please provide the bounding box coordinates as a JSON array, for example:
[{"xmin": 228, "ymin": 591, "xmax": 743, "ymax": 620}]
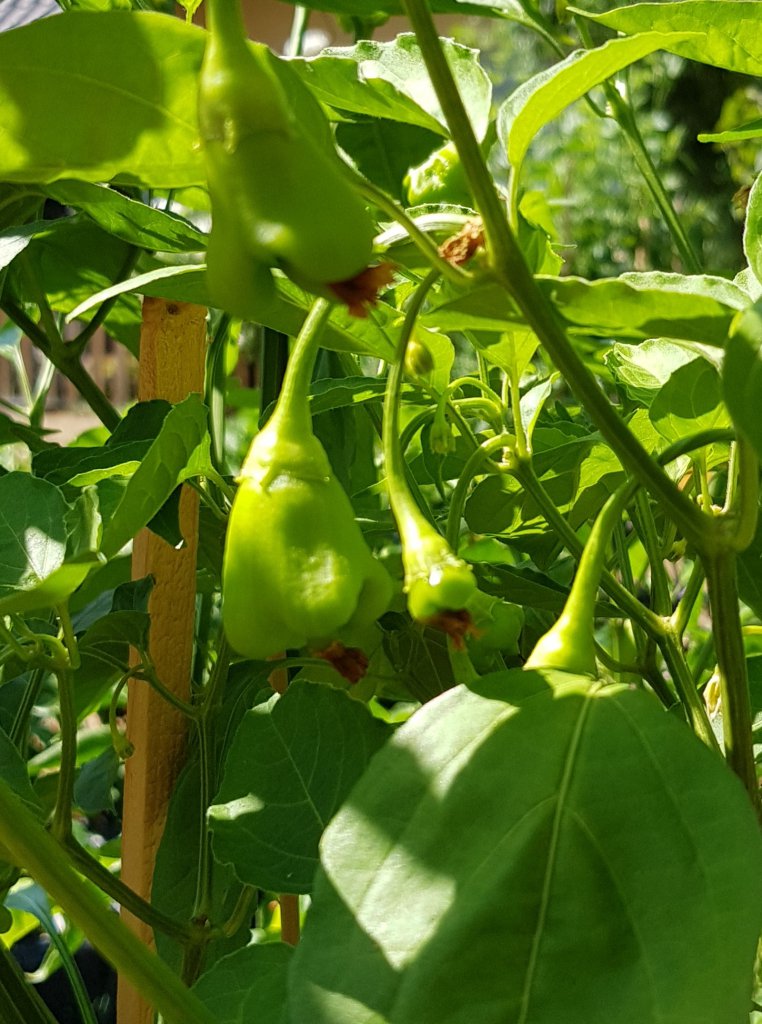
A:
[{"xmin": 0, "ymin": 1, "xmax": 761, "ymax": 1022}]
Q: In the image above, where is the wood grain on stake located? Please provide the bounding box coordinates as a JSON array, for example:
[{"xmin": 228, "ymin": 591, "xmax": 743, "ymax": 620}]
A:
[{"xmin": 118, "ymin": 299, "xmax": 206, "ymax": 1024}]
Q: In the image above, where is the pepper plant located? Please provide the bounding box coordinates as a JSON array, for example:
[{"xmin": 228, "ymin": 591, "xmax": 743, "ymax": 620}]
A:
[{"xmin": 0, "ymin": 1, "xmax": 762, "ymax": 1022}]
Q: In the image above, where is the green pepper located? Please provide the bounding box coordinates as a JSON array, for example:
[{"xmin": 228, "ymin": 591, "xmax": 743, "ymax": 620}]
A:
[
  {"xmin": 404, "ymin": 142, "xmax": 472, "ymax": 208},
  {"xmin": 222, "ymin": 302, "xmax": 392, "ymax": 661},
  {"xmin": 525, "ymin": 484, "xmax": 631, "ymax": 675},
  {"xmin": 382, "ymin": 274, "xmax": 476, "ymax": 633},
  {"xmin": 465, "ymin": 590, "xmax": 523, "ymax": 671},
  {"xmin": 199, "ymin": 0, "xmax": 377, "ymax": 316}
]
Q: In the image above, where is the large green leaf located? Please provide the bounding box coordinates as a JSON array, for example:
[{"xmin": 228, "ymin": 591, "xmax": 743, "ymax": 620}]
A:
[
  {"xmin": 0, "ymin": 12, "xmax": 203, "ymax": 186},
  {"xmin": 277, "ymin": 0, "xmax": 542, "ymax": 19},
  {"xmin": 193, "ymin": 944, "xmax": 292, "ymax": 1024},
  {"xmin": 0, "ymin": 12, "xmax": 334, "ymax": 187},
  {"xmin": 423, "ymin": 272, "xmax": 745, "ymax": 342},
  {"xmin": 723, "ymin": 300, "xmax": 762, "ymax": 460},
  {"xmin": 290, "ymin": 670, "xmax": 762, "ymax": 1024},
  {"xmin": 498, "ymin": 32, "xmax": 697, "ymax": 181},
  {"xmin": 41, "ymin": 182, "xmax": 206, "ymax": 253},
  {"xmin": 605, "ymin": 338, "xmax": 698, "ymax": 406},
  {"xmin": 578, "ymin": 2, "xmax": 762, "ymax": 77},
  {"xmin": 68, "ymin": 264, "xmax": 398, "ymax": 360},
  {"xmin": 293, "ymin": 36, "xmax": 492, "ymax": 141},
  {"xmin": 649, "ymin": 358, "xmax": 730, "ymax": 444},
  {"xmin": 209, "ymin": 681, "xmax": 391, "ymax": 895},
  {"xmin": 744, "ymin": 171, "xmax": 762, "ymax": 288}
]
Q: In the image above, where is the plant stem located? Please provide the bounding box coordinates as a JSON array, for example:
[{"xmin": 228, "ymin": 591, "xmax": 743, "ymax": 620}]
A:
[
  {"xmin": 382, "ymin": 270, "xmax": 441, "ymax": 528},
  {"xmin": 352, "ymin": 172, "xmax": 473, "ymax": 285},
  {"xmin": 704, "ymin": 551, "xmax": 761, "ymax": 816},
  {"xmin": 657, "ymin": 629, "xmax": 720, "ymax": 752},
  {"xmin": 632, "ymin": 490, "xmax": 672, "ymax": 617},
  {"xmin": 0, "ymin": 298, "xmax": 120, "ymax": 430},
  {"xmin": 64, "ymin": 836, "xmax": 194, "ymax": 944},
  {"xmin": 573, "ymin": 15, "xmax": 701, "ymax": 273},
  {"xmin": 402, "ymin": 0, "xmax": 711, "ymax": 550},
  {"xmin": 671, "ymin": 559, "xmax": 705, "ymax": 638},
  {"xmin": 510, "ymin": 460, "xmax": 664, "ymax": 640},
  {"xmin": 267, "ymin": 299, "xmax": 333, "ymax": 440},
  {"xmin": 0, "ymin": 780, "xmax": 215, "ymax": 1024},
  {"xmin": 10, "ymin": 667, "xmax": 46, "ymax": 751},
  {"xmin": 51, "ymin": 668, "xmax": 76, "ymax": 842}
]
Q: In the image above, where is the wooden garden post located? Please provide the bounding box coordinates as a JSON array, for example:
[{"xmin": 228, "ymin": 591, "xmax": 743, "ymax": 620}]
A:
[{"xmin": 117, "ymin": 298, "xmax": 207, "ymax": 1024}]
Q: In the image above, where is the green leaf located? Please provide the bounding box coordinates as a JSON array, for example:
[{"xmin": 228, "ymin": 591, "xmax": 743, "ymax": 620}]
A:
[
  {"xmin": 73, "ymin": 746, "xmax": 120, "ymax": 815},
  {"xmin": 723, "ymin": 300, "xmax": 762, "ymax": 459},
  {"xmin": 0, "ymin": 12, "xmax": 203, "ymax": 186},
  {"xmin": 649, "ymin": 358, "xmax": 730, "ymax": 444},
  {"xmin": 578, "ymin": 2, "xmax": 762, "ymax": 77},
  {"xmin": 605, "ymin": 338, "xmax": 699, "ymax": 406},
  {"xmin": 0, "ymin": 13, "xmax": 334, "ymax": 188},
  {"xmin": 293, "ymin": 36, "xmax": 491, "ymax": 140},
  {"xmin": 193, "ymin": 944, "xmax": 292, "ymax": 1024},
  {"xmin": 100, "ymin": 394, "xmax": 210, "ymax": 559},
  {"xmin": 209, "ymin": 682, "xmax": 391, "ymax": 895},
  {"xmin": 423, "ymin": 273, "xmax": 745, "ymax": 342},
  {"xmin": 0, "ymin": 727, "xmax": 41, "ymax": 817},
  {"xmin": 498, "ymin": 32, "xmax": 698, "ymax": 181},
  {"xmin": 41, "ymin": 182, "xmax": 206, "ymax": 253},
  {"xmin": 289, "ymin": 671, "xmax": 762, "ymax": 1024},
  {"xmin": 744, "ymin": 172, "xmax": 762, "ymax": 287},
  {"xmin": 7, "ymin": 215, "xmax": 135, "ymax": 323},
  {"xmin": 0, "ymin": 473, "xmax": 99, "ymax": 615},
  {"xmin": 699, "ymin": 116, "xmax": 762, "ymax": 145},
  {"xmin": 336, "ymin": 120, "xmax": 441, "ymax": 201},
  {"xmin": 0, "ymin": 222, "xmax": 48, "ymax": 272},
  {"xmin": 67, "ymin": 266, "xmax": 398, "ymax": 361},
  {"xmin": 281, "ymin": 0, "xmax": 529, "ymax": 18},
  {"xmin": 153, "ymin": 754, "xmax": 252, "ymax": 974},
  {"xmin": 546, "ymin": 272, "xmax": 747, "ymax": 344}
]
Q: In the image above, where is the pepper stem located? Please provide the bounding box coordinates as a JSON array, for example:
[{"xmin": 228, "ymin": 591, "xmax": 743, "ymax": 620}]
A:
[{"xmin": 266, "ymin": 299, "xmax": 333, "ymax": 440}]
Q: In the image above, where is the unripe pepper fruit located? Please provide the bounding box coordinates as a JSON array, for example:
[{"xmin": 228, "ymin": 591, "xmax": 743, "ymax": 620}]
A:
[
  {"xmin": 525, "ymin": 484, "xmax": 631, "ymax": 676},
  {"xmin": 222, "ymin": 302, "xmax": 392, "ymax": 661},
  {"xmin": 198, "ymin": 0, "xmax": 377, "ymax": 316},
  {"xmin": 404, "ymin": 142, "xmax": 472, "ymax": 208}
]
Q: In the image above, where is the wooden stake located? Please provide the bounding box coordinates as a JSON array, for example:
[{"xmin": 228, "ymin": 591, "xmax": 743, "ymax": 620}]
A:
[{"xmin": 117, "ymin": 298, "xmax": 207, "ymax": 1024}]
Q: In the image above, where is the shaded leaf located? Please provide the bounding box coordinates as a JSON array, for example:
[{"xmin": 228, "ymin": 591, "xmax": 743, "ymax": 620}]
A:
[
  {"xmin": 650, "ymin": 359, "xmax": 730, "ymax": 444},
  {"xmin": 193, "ymin": 944, "xmax": 292, "ymax": 1024},
  {"xmin": 209, "ymin": 682, "xmax": 391, "ymax": 895}
]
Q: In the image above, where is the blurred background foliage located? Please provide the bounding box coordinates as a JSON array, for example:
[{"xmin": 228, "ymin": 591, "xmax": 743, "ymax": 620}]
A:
[{"xmin": 457, "ymin": 0, "xmax": 759, "ymax": 279}]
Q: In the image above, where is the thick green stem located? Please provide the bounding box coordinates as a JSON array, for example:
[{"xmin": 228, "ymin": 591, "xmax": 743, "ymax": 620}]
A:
[
  {"xmin": 0, "ymin": 780, "xmax": 215, "ymax": 1024},
  {"xmin": 402, "ymin": 0, "xmax": 711, "ymax": 551},
  {"xmin": 704, "ymin": 552, "xmax": 761, "ymax": 817}
]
